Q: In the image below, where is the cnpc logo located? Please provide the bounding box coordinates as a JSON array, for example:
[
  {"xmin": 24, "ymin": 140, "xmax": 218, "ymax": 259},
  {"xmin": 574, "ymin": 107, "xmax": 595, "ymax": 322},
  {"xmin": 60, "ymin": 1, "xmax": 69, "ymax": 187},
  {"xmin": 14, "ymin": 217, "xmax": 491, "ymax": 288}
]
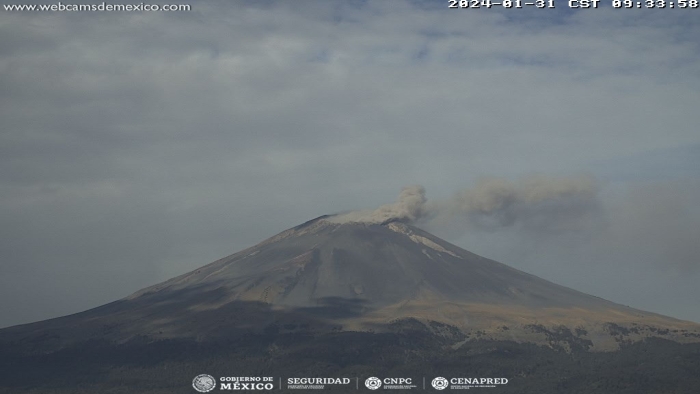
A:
[
  {"xmin": 365, "ymin": 377, "xmax": 414, "ymax": 390},
  {"xmin": 365, "ymin": 377, "xmax": 382, "ymax": 390}
]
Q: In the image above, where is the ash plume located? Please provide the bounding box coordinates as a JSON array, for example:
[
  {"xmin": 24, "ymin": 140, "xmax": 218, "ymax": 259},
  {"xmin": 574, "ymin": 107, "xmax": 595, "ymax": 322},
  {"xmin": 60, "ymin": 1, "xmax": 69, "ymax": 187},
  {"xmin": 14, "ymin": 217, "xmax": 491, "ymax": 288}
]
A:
[
  {"xmin": 328, "ymin": 185, "xmax": 427, "ymax": 224},
  {"xmin": 328, "ymin": 175, "xmax": 600, "ymax": 231}
]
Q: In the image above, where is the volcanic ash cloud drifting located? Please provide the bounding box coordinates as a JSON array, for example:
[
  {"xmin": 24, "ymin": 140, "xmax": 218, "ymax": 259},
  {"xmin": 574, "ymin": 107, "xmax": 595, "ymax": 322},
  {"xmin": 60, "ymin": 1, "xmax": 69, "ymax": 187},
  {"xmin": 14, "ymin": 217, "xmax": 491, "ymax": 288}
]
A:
[
  {"xmin": 445, "ymin": 175, "xmax": 600, "ymax": 229},
  {"xmin": 327, "ymin": 175, "xmax": 600, "ymax": 230}
]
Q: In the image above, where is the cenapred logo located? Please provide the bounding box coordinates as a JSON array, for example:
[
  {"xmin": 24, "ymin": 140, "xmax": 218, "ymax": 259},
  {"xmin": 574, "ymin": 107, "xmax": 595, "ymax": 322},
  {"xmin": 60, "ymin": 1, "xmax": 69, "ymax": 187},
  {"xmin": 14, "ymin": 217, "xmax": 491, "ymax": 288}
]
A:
[
  {"xmin": 365, "ymin": 377, "xmax": 382, "ymax": 390},
  {"xmin": 431, "ymin": 377, "xmax": 449, "ymax": 390},
  {"xmin": 192, "ymin": 374, "xmax": 216, "ymax": 393},
  {"xmin": 433, "ymin": 377, "xmax": 508, "ymax": 390}
]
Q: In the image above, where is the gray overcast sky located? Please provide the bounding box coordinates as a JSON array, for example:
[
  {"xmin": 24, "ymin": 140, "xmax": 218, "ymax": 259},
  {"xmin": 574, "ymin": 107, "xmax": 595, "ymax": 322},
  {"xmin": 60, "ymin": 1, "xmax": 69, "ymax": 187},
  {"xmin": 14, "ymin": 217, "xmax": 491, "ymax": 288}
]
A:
[{"xmin": 1, "ymin": 1, "xmax": 699, "ymax": 328}]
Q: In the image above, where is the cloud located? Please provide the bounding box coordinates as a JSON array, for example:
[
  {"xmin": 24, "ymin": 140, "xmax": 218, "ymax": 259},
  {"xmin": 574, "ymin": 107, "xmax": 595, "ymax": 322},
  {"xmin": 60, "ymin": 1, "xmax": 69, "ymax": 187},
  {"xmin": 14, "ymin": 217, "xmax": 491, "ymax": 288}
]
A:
[{"xmin": 1, "ymin": 0, "xmax": 699, "ymax": 326}]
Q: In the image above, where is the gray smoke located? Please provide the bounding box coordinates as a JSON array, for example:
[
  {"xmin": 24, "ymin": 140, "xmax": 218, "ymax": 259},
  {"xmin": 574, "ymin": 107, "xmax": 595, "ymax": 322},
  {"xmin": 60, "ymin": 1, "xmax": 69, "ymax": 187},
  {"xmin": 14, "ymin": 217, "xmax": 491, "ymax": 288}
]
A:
[
  {"xmin": 328, "ymin": 185, "xmax": 427, "ymax": 224},
  {"xmin": 436, "ymin": 175, "xmax": 600, "ymax": 232},
  {"xmin": 328, "ymin": 175, "xmax": 600, "ymax": 231}
]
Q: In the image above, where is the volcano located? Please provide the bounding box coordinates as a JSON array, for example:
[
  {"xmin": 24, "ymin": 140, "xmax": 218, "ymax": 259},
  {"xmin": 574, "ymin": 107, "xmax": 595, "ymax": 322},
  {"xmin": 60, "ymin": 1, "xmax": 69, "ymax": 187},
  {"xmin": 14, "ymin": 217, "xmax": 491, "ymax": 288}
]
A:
[
  {"xmin": 2, "ymin": 216, "xmax": 700, "ymax": 393},
  {"xmin": 2, "ymin": 216, "xmax": 698, "ymax": 350}
]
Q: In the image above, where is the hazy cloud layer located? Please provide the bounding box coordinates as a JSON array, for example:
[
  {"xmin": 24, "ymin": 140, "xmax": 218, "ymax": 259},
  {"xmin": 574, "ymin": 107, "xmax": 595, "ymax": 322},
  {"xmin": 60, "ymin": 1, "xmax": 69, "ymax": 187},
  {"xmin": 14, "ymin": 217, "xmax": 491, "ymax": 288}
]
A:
[{"xmin": 1, "ymin": 1, "xmax": 699, "ymax": 327}]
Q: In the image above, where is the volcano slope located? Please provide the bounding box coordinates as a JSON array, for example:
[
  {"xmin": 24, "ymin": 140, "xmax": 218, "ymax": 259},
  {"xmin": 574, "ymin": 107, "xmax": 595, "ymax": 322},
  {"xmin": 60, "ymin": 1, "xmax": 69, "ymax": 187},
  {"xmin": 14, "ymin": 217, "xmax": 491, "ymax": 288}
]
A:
[{"xmin": 1, "ymin": 216, "xmax": 699, "ymax": 393}]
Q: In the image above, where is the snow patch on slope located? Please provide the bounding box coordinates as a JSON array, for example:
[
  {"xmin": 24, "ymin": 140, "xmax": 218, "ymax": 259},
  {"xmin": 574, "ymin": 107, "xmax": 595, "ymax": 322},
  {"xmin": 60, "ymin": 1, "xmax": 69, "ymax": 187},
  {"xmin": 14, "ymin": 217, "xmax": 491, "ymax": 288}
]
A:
[{"xmin": 387, "ymin": 222, "xmax": 459, "ymax": 257}]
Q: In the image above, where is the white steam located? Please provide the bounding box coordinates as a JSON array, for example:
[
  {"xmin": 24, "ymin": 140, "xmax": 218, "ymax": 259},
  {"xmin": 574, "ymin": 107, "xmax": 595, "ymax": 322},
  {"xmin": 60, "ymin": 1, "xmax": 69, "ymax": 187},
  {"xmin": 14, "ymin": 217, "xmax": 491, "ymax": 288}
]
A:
[{"xmin": 327, "ymin": 175, "xmax": 600, "ymax": 230}]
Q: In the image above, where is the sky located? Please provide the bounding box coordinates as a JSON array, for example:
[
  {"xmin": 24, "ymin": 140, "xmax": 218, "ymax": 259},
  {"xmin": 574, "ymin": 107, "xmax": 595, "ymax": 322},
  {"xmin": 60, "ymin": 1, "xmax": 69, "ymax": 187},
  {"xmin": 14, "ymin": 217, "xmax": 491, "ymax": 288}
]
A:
[{"xmin": 1, "ymin": 0, "xmax": 699, "ymax": 328}]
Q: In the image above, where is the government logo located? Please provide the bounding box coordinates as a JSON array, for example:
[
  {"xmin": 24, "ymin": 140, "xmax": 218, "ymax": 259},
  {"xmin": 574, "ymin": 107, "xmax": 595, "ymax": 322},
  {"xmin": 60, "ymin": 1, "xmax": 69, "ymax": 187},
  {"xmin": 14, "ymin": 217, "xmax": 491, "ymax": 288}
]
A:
[
  {"xmin": 431, "ymin": 377, "xmax": 449, "ymax": 390},
  {"xmin": 365, "ymin": 377, "xmax": 417, "ymax": 390},
  {"xmin": 435, "ymin": 377, "xmax": 508, "ymax": 390},
  {"xmin": 219, "ymin": 376, "xmax": 274, "ymax": 390},
  {"xmin": 365, "ymin": 377, "xmax": 382, "ymax": 390},
  {"xmin": 192, "ymin": 374, "xmax": 216, "ymax": 393},
  {"xmin": 286, "ymin": 377, "xmax": 352, "ymax": 390}
]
